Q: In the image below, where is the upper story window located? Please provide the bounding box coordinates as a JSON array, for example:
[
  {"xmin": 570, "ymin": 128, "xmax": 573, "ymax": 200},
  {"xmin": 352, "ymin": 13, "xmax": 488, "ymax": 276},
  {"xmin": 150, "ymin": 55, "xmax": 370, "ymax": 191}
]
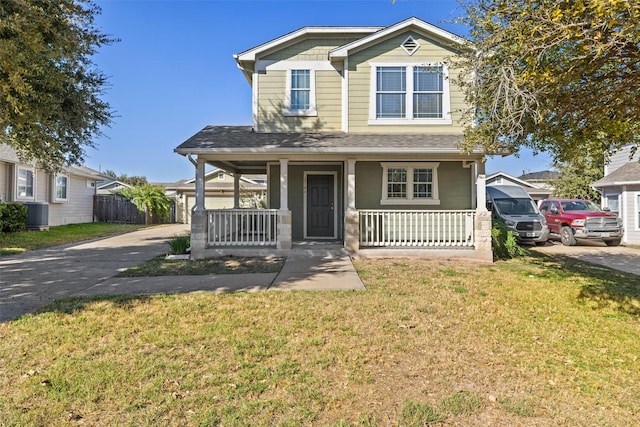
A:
[
  {"xmin": 369, "ymin": 63, "xmax": 451, "ymax": 125},
  {"xmin": 380, "ymin": 162, "xmax": 440, "ymax": 205},
  {"xmin": 285, "ymin": 69, "xmax": 317, "ymax": 116},
  {"xmin": 54, "ymin": 174, "xmax": 68, "ymax": 202},
  {"xmin": 16, "ymin": 166, "xmax": 34, "ymax": 199}
]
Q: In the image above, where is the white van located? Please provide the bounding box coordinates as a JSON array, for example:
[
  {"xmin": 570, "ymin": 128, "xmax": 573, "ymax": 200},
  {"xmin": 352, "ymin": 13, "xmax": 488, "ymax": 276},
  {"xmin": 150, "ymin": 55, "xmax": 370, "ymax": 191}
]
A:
[{"xmin": 486, "ymin": 185, "xmax": 549, "ymax": 245}]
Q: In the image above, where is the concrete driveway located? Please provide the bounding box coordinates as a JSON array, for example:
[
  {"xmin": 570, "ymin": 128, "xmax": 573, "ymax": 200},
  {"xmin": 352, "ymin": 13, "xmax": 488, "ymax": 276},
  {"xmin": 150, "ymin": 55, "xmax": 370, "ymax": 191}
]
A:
[
  {"xmin": 0, "ymin": 224, "xmax": 190, "ymax": 322},
  {"xmin": 532, "ymin": 239, "xmax": 640, "ymax": 276}
]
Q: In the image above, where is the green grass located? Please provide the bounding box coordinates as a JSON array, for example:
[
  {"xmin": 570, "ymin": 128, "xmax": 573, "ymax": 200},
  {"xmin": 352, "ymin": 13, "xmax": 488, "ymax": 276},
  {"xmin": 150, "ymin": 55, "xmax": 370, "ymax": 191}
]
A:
[
  {"xmin": 1, "ymin": 253, "xmax": 639, "ymax": 425},
  {"xmin": 0, "ymin": 222, "xmax": 149, "ymax": 255},
  {"xmin": 117, "ymin": 256, "xmax": 285, "ymax": 276}
]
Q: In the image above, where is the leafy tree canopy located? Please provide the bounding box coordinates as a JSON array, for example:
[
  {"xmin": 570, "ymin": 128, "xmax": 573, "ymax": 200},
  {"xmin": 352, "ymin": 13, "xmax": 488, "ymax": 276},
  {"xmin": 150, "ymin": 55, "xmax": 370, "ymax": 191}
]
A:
[
  {"xmin": 119, "ymin": 184, "xmax": 171, "ymax": 221},
  {"xmin": 551, "ymin": 156, "xmax": 603, "ymax": 200},
  {"xmin": 456, "ymin": 0, "xmax": 640, "ymax": 164},
  {"xmin": 102, "ymin": 169, "xmax": 148, "ymax": 187},
  {"xmin": 0, "ymin": 0, "xmax": 115, "ymax": 172}
]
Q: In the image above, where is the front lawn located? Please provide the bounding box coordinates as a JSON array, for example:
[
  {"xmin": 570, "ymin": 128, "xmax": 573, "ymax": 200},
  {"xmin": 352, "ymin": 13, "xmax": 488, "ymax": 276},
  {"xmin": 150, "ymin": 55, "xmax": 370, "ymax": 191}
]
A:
[
  {"xmin": 0, "ymin": 223, "xmax": 149, "ymax": 255},
  {"xmin": 0, "ymin": 254, "xmax": 638, "ymax": 425}
]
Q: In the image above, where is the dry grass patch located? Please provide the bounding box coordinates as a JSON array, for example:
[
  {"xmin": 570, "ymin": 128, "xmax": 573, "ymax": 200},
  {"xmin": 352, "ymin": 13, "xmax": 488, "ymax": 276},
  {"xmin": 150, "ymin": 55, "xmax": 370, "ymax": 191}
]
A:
[
  {"xmin": 1, "ymin": 254, "xmax": 639, "ymax": 425},
  {"xmin": 117, "ymin": 256, "xmax": 285, "ymax": 276}
]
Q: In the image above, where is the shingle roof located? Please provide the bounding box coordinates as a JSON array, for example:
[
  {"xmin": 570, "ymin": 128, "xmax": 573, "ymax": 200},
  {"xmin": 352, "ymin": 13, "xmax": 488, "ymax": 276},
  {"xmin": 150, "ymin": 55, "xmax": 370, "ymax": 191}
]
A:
[
  {"xmin": 175, "ymin": 126, "xmax": 477, "ymax": 155},
  {"xmin": 1, "ymin": 144, "xmax": 104, "ymax": 179},
  {"xmin": 592, "ymin": 162, "xmax": 640, "ymax": 187}
]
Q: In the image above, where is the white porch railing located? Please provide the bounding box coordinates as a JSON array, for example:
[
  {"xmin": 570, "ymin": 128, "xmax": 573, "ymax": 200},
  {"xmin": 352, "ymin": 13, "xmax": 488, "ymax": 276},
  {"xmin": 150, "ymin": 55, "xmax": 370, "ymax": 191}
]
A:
[
  {"xmin": 207, "ymin": 209, "xmax": 277, "ymax": 246},
  {"xmin": 359, "ymin": 210, "xmax": 475, "ymax": 247}
]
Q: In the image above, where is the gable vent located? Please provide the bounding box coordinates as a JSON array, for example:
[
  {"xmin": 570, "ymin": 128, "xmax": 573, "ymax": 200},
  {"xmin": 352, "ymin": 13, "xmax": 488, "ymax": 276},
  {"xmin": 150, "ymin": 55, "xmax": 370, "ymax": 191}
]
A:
[{"xmin": 401, "ymin": 36, "xmax": 420, "ymax": 56}]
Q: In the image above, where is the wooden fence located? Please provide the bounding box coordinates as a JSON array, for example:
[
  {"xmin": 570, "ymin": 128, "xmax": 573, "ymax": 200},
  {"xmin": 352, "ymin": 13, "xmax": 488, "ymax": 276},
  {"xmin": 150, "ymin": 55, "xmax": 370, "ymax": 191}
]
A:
[{"xmin": 94, "ymin": 195, "xmax": 176, "ymax": 224}]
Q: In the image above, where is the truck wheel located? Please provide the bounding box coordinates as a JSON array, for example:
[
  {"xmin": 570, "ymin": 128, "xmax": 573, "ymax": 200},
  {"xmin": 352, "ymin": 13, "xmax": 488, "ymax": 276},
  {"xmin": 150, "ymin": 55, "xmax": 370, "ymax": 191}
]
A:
[
  {"xmin": 560, "ymin": 226, "xmax": 576, "ymax": 246},
  {"xmin": 605, "ymin": 239, "xmax": 621, "ymax": 247}
]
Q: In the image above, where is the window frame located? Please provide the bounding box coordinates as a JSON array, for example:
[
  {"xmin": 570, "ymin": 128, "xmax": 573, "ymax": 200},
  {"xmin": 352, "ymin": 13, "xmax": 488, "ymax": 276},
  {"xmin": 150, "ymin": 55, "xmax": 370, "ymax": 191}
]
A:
[
  {"xmin": 380, "ymin": 162, "xmax": 440, "ymax": 205},
  {"xmin": 54, "ymin": 173, "xmax": 69, "ymax": 202},
  {"xmin": 16, "ymin": 166, "xmax": 35, "ymax": 200},
  {"xmin": 369, "ymin": 62, "xmax": 451, "ymax": 125},
  {"xmin": 284, "ymin": 69, "xmax": 317, "ymax": 117}
]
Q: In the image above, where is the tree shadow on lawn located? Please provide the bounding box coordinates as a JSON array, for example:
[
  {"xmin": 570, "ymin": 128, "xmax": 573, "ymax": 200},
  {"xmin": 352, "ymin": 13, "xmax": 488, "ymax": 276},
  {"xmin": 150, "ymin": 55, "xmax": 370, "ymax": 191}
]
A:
[
  {"xmin": 33, "ymin": 294, "xmax": 153, "ymax": 317},
  {"xmin": 527, "ymin": 251, "xmax": 640, "ymax": 317}
]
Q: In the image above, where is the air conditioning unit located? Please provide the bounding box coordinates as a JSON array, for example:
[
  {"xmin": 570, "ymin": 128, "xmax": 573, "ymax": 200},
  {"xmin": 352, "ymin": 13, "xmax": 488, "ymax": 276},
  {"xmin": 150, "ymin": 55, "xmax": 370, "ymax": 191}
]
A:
[{"xmin": 23, "ymin": 202, "xmax": 49, "ymax": 231}]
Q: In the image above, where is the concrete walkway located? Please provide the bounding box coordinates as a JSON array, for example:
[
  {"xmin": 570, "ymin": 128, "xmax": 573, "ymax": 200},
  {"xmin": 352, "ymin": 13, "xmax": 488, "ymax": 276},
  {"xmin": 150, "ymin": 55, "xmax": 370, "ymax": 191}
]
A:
[
  {"xmin": 0, "ymin": 224, "xmax": 364, "ymax": 322},
  {"xmin": 532, "ymin": 240, "xmax": 640, "ymax": 276}
]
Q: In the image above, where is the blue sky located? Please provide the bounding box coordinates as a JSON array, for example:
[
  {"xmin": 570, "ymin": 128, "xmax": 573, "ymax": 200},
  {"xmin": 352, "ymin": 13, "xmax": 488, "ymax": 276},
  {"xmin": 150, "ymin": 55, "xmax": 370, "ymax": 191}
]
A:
[{"xmin": 88, "ymin": 0, "xmax": 553, "ymax": 183}]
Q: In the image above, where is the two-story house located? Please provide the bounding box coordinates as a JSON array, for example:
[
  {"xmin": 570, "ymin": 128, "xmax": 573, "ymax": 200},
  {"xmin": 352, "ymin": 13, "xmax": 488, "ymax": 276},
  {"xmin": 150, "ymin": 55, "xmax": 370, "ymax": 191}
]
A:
[
  {"xmin": 175, "ymin": 17, "xmax": 492, "ymax": 260},
  {"xmin": 592, "ymin": 145, "xmax": 640, "ymax": 244}
]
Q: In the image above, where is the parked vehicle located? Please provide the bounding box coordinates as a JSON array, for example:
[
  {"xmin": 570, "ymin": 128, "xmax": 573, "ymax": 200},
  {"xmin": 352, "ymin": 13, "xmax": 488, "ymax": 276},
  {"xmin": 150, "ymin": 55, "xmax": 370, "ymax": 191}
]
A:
[
  {"xmin": 538, "ymin": 199, "xmax": 623, "ymax": 246},
  {"xmin": 486, "ymin": 185, "xmax": 549, "ymax": 245}
]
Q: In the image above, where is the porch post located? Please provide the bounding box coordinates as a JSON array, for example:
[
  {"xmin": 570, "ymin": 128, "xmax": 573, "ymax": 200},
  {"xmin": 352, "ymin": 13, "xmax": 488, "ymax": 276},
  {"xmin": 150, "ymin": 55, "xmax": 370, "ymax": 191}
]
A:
[
  {"xmin": 194, "ymin": 158, "xmax": 206, "ymax": 211},
  {"xmin": 191, "ymin": 157, "xmax": 207, "ymax": 257},
  {"xmin": 233, "ymin": 173, "xmax": 240, "ymax": 208},
  {"xmin": 344, "ymin": 158, "xmax": 359, "ymax": 251},
  {"xmin": 474, "ymin": 173, "xmax": 492, "ymax": 259},
  {"xmin": 277, "ymin": 158, "xmax": 292, "ymax": 249}
]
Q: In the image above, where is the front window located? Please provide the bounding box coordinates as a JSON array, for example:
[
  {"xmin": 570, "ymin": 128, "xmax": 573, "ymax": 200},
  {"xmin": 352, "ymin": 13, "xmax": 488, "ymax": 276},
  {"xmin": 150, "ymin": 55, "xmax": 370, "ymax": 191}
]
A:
[
  {"xmin": 17, "ymin": 167, "xmax": 34, "ymax": 199},
  {"xmin": 55, "ymin": 174, "xmax": 68, "ymax": 201},
  {"xmin": 606, "ymin": 194, "xmax": 619, "ymax": 214},
  {"xmin": 381, "ymin": 162, "xmax": 439, "ymax": 205},
  {"xmin": 369, "ymin": 63, "xmax": 451, "ymax": 125},
  {"xmin": 413, "ymin": 66, "xmax": 443, "ymax": 118},
  {"xmin": 376, "ymin": 67, "xmax": 406, "ymax": 118},
  {"xmin": 285, "ymin": 69, "xmax": 316, "ymax": 116}
]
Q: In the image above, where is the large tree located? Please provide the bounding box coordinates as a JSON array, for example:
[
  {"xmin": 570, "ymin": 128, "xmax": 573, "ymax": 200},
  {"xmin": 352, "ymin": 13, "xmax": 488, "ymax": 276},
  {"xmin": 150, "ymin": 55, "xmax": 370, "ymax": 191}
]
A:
[
  {"xmin": 456, "ymin": 0, "xmax": 640, "ymax": 163},
  {"xmin": 0, "ymin": 0, "xmax": 115, "ymax": 171},
  {"xmin": 551, "ymin": 156, "xmax": 603, "ymax": 200}
]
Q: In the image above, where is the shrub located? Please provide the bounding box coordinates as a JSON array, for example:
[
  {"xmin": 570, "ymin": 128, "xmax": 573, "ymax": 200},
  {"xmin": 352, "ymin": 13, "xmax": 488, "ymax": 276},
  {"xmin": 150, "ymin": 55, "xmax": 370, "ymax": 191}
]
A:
[
  {"xmin": 168, "ymin": 234, "xmax": 190, "ymax": 255},
  {"xmin": 492, "ymin": 220, "xmax": 527, "ymax": 260},
  {"xmin": 0, "ymin": 203, "xmax": 28, "ymax": 233}
]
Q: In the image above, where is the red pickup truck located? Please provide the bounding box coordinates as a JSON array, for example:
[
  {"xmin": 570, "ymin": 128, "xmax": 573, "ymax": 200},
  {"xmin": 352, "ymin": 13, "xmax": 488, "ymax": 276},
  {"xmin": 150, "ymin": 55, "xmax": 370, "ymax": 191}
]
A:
[{"xmin": 538, "ymin": 199, "xmax": 624, "ymax": 246}]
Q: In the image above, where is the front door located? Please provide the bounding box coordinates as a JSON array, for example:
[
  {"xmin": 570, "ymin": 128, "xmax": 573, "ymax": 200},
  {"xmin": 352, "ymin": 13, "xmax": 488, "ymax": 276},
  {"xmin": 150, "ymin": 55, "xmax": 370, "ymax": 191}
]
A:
[{"xmin": 306, "ymin": 174, "xmax": 335, "ymax": 238}]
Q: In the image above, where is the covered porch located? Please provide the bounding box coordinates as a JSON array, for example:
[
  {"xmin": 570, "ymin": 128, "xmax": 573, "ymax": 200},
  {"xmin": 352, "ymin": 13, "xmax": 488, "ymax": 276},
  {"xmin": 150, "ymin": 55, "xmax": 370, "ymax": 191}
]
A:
[{"xmin": 175, "ymin": 126, "xmax": 493, "ymax": 261}]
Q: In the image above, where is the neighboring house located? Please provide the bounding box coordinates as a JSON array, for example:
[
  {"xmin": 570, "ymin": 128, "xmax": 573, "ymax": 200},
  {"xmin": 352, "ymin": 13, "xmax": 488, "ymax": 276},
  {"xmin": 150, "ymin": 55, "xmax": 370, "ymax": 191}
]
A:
[
  {"xmin": 96, "ymin": 179, "xmax": 133, "ymax": 195},
  {"xmin": 592, "ymin": 145, "xmax": 640, "ymax": 244},
  {"xmin": 0, "ymin": 144, "xmax": 104, "ymax": 228},
  {"xmin": 486, "ymin": 172, "xmax": 554, "ymax": 205},
  {"xmin": 174, "ymin": 17, "xmax": 492, "ymax": 260},
  {"xmin": 154, "ymin": 169, "xmax": 267, "ymax": 224},
  {"xmin": 518, "ymin": 170, "xmax": 559, "ymax": 191}
]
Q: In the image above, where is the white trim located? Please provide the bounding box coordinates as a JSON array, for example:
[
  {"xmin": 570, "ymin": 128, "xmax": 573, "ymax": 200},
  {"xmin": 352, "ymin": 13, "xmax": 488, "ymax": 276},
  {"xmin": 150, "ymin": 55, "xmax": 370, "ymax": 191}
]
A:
[
  {"xmin": 252, "ymin": 71, "xmax": 259, "ymax": 131},
  {"xmin": 342, "ymin": 58, "xmax": 349, "ymax": 132},
  {"xmin": 401, "ymin": 35, "xmax": 420, "ymax": 56},
  {"xmin": 368, "ymin": 62, "xmax": 452, "ymax": 125},
  {"xmin": 303, "ymin": 171, "xmax": 338, "ymax": 239},
  {"xmin": 235, "ymin": 26, "xmax": 382, "ymax": 62},
  {"xmin": 330, "ymin": 17, "xmax": 465, "ymax": 59},
  {"xmin": 15, "ymin": 165, "xmax": 35, "ymax": 201},
  {"xmin": 284, "ymin": 69, "xmax": 317, "ymax": 117},
  {"xmin": 380, "ymin": 162, "xmax": 440, "ymax": 206},
  {"xmin": 257, "ymin": 60, "xmax": 336, "ymax": 72},
  {"xmin": 52, "ymin": 173, "xmax": 69, "ymax": 203}
]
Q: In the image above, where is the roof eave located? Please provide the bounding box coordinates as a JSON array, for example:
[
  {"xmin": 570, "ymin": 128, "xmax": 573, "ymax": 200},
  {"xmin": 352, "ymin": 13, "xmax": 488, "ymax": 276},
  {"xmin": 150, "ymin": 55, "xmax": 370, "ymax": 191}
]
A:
[
  {"xmin": 329, "ymin": 17, "xmax": 466, "ymax": 59},
  {"xmin": 234, "ymin": 26, "xmax": 382, "ymax": 63}
]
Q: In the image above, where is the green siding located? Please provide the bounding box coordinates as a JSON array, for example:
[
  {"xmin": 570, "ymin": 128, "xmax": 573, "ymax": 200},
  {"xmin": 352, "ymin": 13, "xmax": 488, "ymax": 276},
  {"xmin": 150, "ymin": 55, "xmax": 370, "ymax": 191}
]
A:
[
  {"xmin": 355, "ymin": 161, "xmax": 472, "ymax": 210},
  {"xmin": 264, "ymin": 38, "xmax": 360, "ymax": 61},
  {"xmin": 257, "ymin": 70, "xmax": 342, "ymax": 132},
  {"xmin": 268, "ymin": 164, "xmax": 343, "ymax": 240},
  {"xmin": 347, "ymin": 31, "xmax": 468, "ymax": 134}
]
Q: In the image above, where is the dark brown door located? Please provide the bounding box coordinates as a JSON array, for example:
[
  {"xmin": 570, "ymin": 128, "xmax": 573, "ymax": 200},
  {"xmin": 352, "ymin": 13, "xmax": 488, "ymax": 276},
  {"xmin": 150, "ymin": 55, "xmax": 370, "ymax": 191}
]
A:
[{"xmin": 307, "ymin": 174, "xmax": 334, "ymax": 237}]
